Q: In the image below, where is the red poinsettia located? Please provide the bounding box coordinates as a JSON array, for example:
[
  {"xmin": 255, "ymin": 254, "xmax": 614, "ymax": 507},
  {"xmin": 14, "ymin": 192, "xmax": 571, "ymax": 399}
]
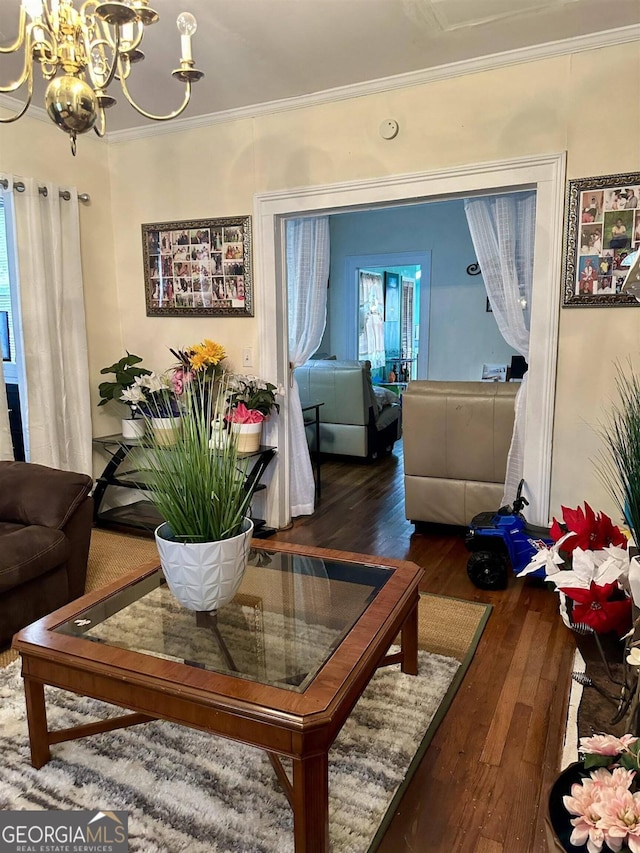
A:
[
  {"xmin": 550, "ymin": 503, "xmax": 627, "ymax": 554},
  {"xmin": 560, "ymin": 582, "xmax": 632, "ymax": 637}
]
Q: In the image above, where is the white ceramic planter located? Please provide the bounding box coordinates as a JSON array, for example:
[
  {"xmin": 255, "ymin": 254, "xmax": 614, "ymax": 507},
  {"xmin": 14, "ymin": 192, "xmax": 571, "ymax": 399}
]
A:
[
  {"xmin": 154, "ymin": 517, "xmax": 254, "ymax": 612},
  {"xmin": 230, "ymin": 421, "xmax": 262, "ymax": 453},
  {"xmin": 121, "ymin": 417, "xmax": 146, "ymax": 439}
]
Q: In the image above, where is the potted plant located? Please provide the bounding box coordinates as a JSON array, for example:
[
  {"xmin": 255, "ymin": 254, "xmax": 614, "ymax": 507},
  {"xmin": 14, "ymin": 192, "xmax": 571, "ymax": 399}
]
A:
[
  {"xmin": 225, "ymin": 374, "xmax": 280, "ymax": 452},
  {"xmin": 598, "ymin": 362, "xmax": 640, "ymax": 551},
  {"xmin": 517, "ymin": 502, "xmax": 632, "ymax": 636},
  {"xmin": 97, "ymin": 352, "xmax": 151, "ymax": 438},
  {"xmin": 138, "ymin": 363, "xmax": 257, "ymax": 612},
  {"xmin": 123, "ymin": 372, "xmax": 183, "ymax": 445},
  {"xmin": 546, "ymin": 733, "xmax": 640, "ymax": 852}
]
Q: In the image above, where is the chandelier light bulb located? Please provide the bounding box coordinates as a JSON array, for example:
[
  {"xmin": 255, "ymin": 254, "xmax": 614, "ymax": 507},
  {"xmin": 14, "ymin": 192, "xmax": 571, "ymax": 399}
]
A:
[
  {"xmin": 177, "ymin": 12, "xmax": 197, "ymax": 36},
  {"xmin": 177, "ymin": 12, "xmax": 197, "ymax": 61}
]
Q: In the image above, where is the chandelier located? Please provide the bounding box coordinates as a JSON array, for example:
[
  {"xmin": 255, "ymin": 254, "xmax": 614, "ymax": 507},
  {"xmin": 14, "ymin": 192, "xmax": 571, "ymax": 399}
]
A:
[{"xmin": 0, "ymin": 0, "xmax": 204, "ymax": 154}]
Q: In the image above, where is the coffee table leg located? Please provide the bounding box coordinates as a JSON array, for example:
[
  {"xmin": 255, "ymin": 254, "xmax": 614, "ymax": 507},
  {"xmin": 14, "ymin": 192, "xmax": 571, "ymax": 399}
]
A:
[
  {"xmin": 401, "ymin": 594, "xmax": 419, "ymax": 675},
  {"xmin": 292, "ymin": 752, "xmax": 329, "ymax": 853},
  {"xmin": 24, "ymin": 677, "xmax": 51, "ymax": 768}
]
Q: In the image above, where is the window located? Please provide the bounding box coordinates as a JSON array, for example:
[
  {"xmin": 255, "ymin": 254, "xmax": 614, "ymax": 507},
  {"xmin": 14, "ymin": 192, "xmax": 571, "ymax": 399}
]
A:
[{"xmin": 0, "ymin": 195, "xmax": 26, "ymax": 459}]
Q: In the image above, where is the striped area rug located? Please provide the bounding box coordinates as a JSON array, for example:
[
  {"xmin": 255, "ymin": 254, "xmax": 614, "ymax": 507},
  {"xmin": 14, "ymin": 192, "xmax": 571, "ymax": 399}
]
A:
[{"xmin": 0, "ymin": 529, "xmax": 491, "ymax": 852}]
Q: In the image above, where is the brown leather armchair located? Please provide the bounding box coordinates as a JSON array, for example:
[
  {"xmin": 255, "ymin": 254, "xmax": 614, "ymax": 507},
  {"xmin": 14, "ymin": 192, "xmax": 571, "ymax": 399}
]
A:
[{"xmin": 0, "ymin": 460, "xmax": 94, "ymax": 648}]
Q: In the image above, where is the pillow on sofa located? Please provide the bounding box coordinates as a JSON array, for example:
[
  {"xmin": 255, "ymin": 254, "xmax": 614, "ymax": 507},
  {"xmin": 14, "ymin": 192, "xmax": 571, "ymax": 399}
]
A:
[{"xmin": 372, "ymin": 386, "xmax": 399, "ymax": 413}]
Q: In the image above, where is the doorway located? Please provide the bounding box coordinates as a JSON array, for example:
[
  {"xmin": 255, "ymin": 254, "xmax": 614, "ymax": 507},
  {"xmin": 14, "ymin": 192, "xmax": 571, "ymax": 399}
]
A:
[
  {"xmin": 338, "ymin": 251, "xmax": 430, "ymax": 381},
  {"xmin": 255, "ymin": 153, "xmax": 566, "ymax": 529}
]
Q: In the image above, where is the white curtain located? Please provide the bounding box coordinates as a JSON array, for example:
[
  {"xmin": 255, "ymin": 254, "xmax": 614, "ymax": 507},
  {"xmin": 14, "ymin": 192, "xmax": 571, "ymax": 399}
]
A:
[
  {"xmin": 464, "ymin": 191, "xmax": 536, "ymax": 505},
  {"xmin": 10, "ymin": 176, "xmax": 92, "ymax": 474},
  {"xmin": 286, "ymin": 217, "xmax": 330, "ymax": 517}
]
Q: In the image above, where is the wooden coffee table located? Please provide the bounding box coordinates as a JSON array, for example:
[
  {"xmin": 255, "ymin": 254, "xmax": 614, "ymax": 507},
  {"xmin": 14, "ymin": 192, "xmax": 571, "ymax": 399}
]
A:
[{"xmin": 12, "ymin": 540, "xmax": 423, "ymax": 853}]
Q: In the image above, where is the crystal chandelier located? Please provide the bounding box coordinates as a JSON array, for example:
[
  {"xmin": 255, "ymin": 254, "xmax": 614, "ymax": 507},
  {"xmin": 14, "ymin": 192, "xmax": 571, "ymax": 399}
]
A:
[{"xmin": 0, "ymin": 1, "xmax": 204, "ymax": 154}]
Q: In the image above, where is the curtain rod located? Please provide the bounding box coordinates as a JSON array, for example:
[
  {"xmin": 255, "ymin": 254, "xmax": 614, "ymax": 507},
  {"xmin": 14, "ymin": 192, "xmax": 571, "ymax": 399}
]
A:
[{"xmin": 0, "ymin": 178, "xmax": 90, "ymax": 204}]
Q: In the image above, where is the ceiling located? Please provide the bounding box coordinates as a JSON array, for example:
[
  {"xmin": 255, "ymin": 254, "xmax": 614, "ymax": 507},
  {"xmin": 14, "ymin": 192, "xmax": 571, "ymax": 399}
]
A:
[{"xmin": 0, "ymin": 0, "xmax": 638, "ymax": 134}]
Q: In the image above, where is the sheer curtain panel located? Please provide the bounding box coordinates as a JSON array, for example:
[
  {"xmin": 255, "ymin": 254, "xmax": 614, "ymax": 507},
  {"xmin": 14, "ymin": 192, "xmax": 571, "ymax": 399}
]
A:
[
  {"xmin": 286, "ymin": 217, "xmax": 330, "ymax": 517},
  {"xmin": 13, "ymin": 177, "xmax": 92, "ymax": 474},
  {"xmin": 464, "ymin": 191, "xmax": 536, "ymax": 505}
]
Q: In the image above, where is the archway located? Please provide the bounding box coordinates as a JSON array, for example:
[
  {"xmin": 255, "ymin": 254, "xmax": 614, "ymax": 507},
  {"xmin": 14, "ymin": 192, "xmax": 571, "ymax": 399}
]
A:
[{"xmin": 254, "ymin": 152, "xmax": 566, "ymax": 529}]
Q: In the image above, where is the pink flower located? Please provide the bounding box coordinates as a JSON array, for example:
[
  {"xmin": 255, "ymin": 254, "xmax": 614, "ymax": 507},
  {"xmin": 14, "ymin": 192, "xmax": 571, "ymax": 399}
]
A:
[
  {"xmin": 226, "ymin": 402, "xmax": 266, "ymax": 425},
  {"xmin": 171, "ymin": 368, "xmax": 194, "ymax": 396},
  {"xmin": 580, "ymin": 734, "xmax": 639, "ymax": 757},
  {"xmin": 596, "ymin": 788, "xmax": 640, "ymax": 852},
  {"xmin": 564, "ymin": 778, "xmax": 606, "ymax": 852}
]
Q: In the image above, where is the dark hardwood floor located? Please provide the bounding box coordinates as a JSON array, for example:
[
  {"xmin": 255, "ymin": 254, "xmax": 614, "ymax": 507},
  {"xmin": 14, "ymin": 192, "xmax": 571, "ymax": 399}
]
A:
[{"xmin": 270, "ymin": 440, "xmax": 575, "ymax": 852}]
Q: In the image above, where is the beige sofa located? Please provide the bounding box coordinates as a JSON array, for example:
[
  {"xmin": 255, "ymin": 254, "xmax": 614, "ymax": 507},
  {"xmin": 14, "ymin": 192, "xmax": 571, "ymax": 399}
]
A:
[
  {"xmin": 294, "ymin": 359, "xmax": 402, "ymax": 459},
  {"xmin": 403, "ymin": 381, "xmax": 518, "ymax": 526}
]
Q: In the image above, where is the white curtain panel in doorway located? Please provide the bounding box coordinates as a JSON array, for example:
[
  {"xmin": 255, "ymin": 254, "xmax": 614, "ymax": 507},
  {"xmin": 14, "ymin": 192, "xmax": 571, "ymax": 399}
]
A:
[
  {"xmin": 464, "ymin": 191, "xmax": 536, "ymax": 505},
  {"xmin": 286, "ymin": 217, "xmax": 330, "ymax": 517},
  {"xmin": 12, "ymin": 177, "xmax": 92, "ymax": 474}
]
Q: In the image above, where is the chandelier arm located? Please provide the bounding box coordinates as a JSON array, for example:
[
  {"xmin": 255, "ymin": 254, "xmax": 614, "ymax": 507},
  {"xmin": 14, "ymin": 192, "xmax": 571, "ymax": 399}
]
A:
[
  {"xmin": 93, "ymin": 105, "xmax": 106, "ymax": 138},
  {"xmin": 0, "ymin": 48, "xmax": 32, "ymax": 93},
  {"xmin": 100, "ymin": 17, "xmax": 124, "ymax": 90},
  {"xmin": 0, "ymin": 75, "xmax": 34, "ymax": 123},
  {"xmin": 0, "ymin": 7, "xmax": 26, "ymax": 53},
  {"xmin": 118, "ymin": 75, "xmax": 193, "ymax": 121}
]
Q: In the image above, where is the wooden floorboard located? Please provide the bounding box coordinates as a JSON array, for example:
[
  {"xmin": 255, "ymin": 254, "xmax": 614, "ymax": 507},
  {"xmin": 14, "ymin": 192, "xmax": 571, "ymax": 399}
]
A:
[{"xmin": 270, "ymin": 440, "xmax": 575, "ymax": 853}]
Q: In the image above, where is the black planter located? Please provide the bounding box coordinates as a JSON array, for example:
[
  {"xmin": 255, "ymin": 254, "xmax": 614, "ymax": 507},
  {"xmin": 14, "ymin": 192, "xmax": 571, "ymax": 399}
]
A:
[{"xmin": 545, "ymin": 762, "xmax": 591, "ymax": 852}]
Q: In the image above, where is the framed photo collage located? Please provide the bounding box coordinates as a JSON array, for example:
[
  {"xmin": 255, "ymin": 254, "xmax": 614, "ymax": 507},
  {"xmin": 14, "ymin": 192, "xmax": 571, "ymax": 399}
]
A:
[
  {"xmin": 563, "ymin": 172, "xmax": 640, "ymax": 307},
  {"xmin": 142, "ymin": 215, "xmax": 253, "ymax": 317}
]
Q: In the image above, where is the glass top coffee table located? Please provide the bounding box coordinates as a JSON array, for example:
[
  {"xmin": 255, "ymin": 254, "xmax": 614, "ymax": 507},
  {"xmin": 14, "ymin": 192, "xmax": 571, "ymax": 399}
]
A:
[{"xmin": 12, "ymin": 541, "xmax": 423, "ymax": 853}]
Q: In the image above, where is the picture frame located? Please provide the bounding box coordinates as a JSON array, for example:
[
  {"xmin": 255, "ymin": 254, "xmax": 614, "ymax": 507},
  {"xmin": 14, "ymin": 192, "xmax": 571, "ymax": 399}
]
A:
[
  {"xmin": 384, "ymin": 271, "xmax": 400, "ymax": 321},
  {"xmin": 562, "ymin": 172, "xmax": 640, "ymax": 307},
  {"xmin": 142, "ymin": 216, "xmax": 253, "ymax": 317}
]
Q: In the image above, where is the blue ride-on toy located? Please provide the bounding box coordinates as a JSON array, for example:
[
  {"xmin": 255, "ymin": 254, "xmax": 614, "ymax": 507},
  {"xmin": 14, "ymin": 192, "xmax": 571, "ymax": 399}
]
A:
[{"xmin": 465, "ymin": 480, "xmax": 554, "ymax": 590}]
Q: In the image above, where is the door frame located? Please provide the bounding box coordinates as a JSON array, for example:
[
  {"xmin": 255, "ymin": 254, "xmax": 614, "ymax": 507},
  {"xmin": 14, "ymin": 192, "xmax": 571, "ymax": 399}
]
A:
[{"xmin": 254, "ymin": 152, "xmax": 566, "ymax": 529}]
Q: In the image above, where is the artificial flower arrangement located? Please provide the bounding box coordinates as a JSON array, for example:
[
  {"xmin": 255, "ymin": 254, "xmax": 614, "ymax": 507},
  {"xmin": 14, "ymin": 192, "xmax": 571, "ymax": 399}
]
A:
[
  {"xmin": 169, "ymin": 339, "xmax": 227, "ymax": 395},
  {"xmin": 225, "ymin": 374, "xmax": 280, "ymax": 424},
  {"xmin": 561, "ymin": 733, "xmax": 640, "ymax": 853},
  {"xmin": 119, "ymin": 339, "xmax": 227, "ymax": 419},
  {"xmin": 518, "ymin": 503, "xmax": 632, "ymax": 636},
  {"xmin": 120, "ymin": 371, "xmax": 181, "ymax": 419}
]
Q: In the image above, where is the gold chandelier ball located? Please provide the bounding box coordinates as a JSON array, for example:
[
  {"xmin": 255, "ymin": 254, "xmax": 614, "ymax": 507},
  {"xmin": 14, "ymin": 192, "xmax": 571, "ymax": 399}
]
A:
[{"xmin": 45, "ymin": 76, "xmax": 98, "ymax": 135}]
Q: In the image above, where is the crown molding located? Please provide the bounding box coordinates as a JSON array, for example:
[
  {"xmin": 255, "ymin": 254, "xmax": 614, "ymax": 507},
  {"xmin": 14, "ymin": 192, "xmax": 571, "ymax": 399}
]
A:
[
  {"xmin": 2, "ymin": 24, "xmax": 638, "ymax": 146},
  {"xmin": 107, "ymin": 24, "xmax": 640, "ymax": 144}
]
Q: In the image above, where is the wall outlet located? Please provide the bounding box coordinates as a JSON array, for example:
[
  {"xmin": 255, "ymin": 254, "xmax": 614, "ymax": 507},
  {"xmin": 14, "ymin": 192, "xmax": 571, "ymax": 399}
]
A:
[{"xmin": 242, "ymin": 347, "xmax": 253, "ymax": 367}]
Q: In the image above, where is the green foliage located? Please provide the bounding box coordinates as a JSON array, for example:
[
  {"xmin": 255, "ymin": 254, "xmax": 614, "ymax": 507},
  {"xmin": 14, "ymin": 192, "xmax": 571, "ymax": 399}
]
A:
[
  {"xmin": 139, "ymin": 375, "xmax": 254, "ymax": 543},
  {"xmin": 597, "ymin": 361, "xmax": 640, "ymax": 545},
  {"xmin": 583, "ymin": 753, "xmax": 614, "ymax": 770},
  {"xmin": 98, "ymin": 352, "xmax": 151, "ymax": 408},
  {"xmin": 227, "ymin": 375, "xmax": 279, "ymax": 417}
]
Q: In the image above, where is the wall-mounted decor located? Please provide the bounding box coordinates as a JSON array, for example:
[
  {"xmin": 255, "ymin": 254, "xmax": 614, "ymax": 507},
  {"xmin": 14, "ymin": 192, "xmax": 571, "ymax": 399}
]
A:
[
  {"xmin": 384, "ymin": 271, "xmax": 400, "ymax": 321},
  {"xmin": 142, "ymin": 216, "xmax": 253, "ymax": 317},
  {"xmin": 563, "ymin": 172, "xmax": 640, "ymax": 307}
]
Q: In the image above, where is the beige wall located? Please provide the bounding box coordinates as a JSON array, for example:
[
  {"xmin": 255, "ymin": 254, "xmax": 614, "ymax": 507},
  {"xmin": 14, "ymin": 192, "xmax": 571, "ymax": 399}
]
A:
[{"xmin": 3, "ymin": 38, "xmax": 640, "ymax": 522}]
